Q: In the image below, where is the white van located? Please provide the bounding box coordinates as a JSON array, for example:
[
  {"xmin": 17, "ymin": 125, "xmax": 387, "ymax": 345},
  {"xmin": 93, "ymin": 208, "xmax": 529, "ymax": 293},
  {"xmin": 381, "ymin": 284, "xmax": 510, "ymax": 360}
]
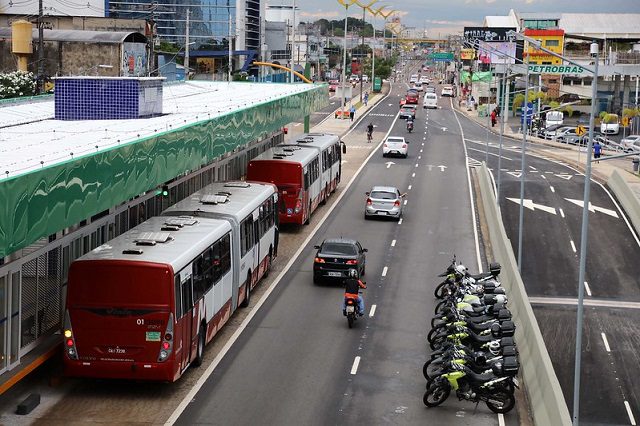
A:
[
  {"xmin": 423, "ymin": 93, "xmax": 438, "ymax": 109},
  {"xmin": 545, "ymin": 111, "xmax": 564, "ymax": 128}
]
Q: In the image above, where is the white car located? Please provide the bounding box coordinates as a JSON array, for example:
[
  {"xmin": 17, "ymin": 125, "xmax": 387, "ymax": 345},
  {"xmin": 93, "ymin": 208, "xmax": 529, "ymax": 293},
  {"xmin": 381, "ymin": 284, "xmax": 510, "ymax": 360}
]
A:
[
  {"xmin": 419, "ymin": 76, "xmax": 430, "ymax": 84},
  {"xmin": 362, "ymin": 75, "xmax": 369, "ymax": 83},
  {"xmin": 423, "ymin": 93, "xmax": 438, "ymax": 109},
  {"xmin": 441, "ymin": 86, "xmax": 454, "ymax": 97},
  {"xmin": 382, "ymin": 136, "xmax": 408, "ymax": 158},
  {"xmin": 621, "ymin": 135, "xmax": 640, "ymax": 151},
  {"xmin": 409, "ymin": 74, "xmax": 419, "ymax": 84},
  {"xmin": 413, "ymin": 82, "xmax": 424, "ymax": 92}
]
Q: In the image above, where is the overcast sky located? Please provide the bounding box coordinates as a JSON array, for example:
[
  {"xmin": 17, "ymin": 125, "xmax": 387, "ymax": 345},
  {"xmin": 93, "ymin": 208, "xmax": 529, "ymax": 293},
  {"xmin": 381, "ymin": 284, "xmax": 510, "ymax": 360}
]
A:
[{"xmin": 293, "ymin": 0, "xmax": 640, "ymax": 36}]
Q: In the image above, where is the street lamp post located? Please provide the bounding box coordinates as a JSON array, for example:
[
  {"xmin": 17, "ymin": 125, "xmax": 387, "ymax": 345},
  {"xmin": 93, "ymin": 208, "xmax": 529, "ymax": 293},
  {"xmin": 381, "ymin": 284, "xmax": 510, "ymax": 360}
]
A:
[
  {"xmin": 291, "ymin": 0, "xmax": 296, "ymax": 83},
  {"xmin": 572, "ymin": 41, "xmax": 599, "ymax": 426},
  {"xmin": 337, "ymin": 0, "xmax": 355, "ymax": 119},
  {"xmin": 517, "ymin": 55, "xmax": 531, "ymax": 270}
]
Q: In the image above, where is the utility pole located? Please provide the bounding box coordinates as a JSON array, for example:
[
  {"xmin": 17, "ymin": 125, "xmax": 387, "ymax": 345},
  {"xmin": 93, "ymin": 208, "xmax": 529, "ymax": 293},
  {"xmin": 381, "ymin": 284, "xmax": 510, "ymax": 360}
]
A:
[
  {"xmin": 290, "ymin": 0, "xmax": 296, "ymax": 83},
  {"xmin": 340, "ymin": 4, "xmax": 349, "ymax": 119},
  {"xmin": 185, "ymin": 8, "xmax": 190, "ymax": 80},
  {"xmin": 37, "ymin": 0, "xmax": 44, "ymax": 92},
  {"xmin": 359, "ymin": 7, "xmax": 365, "ymax": 104},
  {"xmin": 228, "ymin": 12, "xmax": 232, "ymax": 82}
]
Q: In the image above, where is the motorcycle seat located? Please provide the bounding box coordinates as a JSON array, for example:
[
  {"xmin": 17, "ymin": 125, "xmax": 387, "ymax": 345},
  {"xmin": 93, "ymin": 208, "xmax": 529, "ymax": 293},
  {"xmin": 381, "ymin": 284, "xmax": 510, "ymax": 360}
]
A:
[{"xmin": 469, "ymin": 272, "xmax": 493, "ymax": 280}]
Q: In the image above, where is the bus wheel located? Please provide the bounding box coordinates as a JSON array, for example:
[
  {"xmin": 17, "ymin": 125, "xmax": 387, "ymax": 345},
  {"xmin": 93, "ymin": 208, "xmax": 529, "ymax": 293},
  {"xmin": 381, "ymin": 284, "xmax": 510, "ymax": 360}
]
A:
[
  {"xmin": 193, "ymin": 325, "xmax": 205, "ymax": 367},
  {"xmin": 304, "ymin": 203, "xmax": 311, "ymax": 225},
  {"xmin": 263, "ymin": 249, "xmax": 273, "ymax": 278},
  {"xmin": 240, "ymin": 272, "xmax": 252, "ymax": 308}
]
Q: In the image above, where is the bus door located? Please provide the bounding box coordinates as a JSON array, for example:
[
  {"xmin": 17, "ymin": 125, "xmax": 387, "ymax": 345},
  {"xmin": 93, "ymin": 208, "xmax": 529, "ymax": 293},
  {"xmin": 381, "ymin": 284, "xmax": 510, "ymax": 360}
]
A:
[
  {"xmin": 177, "ymin": 269, "xmax": 196, "ymax": 371},
  {"xmin": 252, "ymin": 210, "xmax": 260, "ymax": 283}
]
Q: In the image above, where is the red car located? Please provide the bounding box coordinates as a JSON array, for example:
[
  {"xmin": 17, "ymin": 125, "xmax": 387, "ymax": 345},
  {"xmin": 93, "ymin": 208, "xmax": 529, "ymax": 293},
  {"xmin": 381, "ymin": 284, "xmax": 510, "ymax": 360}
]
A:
[{"xmin": 405, "ymin": 91, "xmax": 419, "ymax": 105}]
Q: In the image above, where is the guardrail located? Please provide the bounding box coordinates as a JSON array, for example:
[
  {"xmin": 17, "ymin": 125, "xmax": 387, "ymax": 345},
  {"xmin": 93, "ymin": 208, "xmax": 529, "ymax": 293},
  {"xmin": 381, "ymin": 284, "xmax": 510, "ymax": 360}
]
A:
[
  {"xmin": 608, "ymin": 169, "xmax": 640, "ymax": 233},
  {"xmin": 477, "ymin": 163, "xmax": 571, "ymax": 426}
]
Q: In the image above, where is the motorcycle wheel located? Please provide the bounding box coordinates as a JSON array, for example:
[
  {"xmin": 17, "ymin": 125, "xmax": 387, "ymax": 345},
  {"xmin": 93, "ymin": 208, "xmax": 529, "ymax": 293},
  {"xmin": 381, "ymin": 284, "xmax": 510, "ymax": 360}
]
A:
[
  {"xmin": 434, "ymin": 299, "xmax": 448, "ymax": 315},
  {"xmin": 486, "ymin": 390, "xmax": 516, "ymax": 414},
  {"xmin": 423, "ymin": 382, "xmax": 450, "ymax": 407},
  {"xmin": 434, "ymin": 282, "xmax": 447, "ymax": 299},
  {"xmin": 422, "ymin": 360, "xmax": 432, "ymax": 380},
  {"xmin": 427, "ymin": 327, "xmax": 444, "ymax": 344},
  {"xmin": 347, "ymin": 314, "xmax": 354, "ymax": 329},
  {"xmin": 429, "ymin": 337, "xmax": 445, "ymax": 351}
]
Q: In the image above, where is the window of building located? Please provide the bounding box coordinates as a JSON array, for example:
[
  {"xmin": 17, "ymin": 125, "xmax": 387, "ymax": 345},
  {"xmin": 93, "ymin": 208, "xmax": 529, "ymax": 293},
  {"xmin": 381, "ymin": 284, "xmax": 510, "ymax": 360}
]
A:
[{"xmin": 545, "ymin": 40, "xmax": 560, "ymax": 47}]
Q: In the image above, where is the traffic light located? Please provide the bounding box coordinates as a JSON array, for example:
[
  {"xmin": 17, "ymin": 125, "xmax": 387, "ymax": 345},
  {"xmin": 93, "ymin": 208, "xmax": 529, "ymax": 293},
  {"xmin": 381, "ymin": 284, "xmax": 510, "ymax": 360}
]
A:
[{"xmin": 157, "ymin": 185, "xmax": 169, "ymax": 197}]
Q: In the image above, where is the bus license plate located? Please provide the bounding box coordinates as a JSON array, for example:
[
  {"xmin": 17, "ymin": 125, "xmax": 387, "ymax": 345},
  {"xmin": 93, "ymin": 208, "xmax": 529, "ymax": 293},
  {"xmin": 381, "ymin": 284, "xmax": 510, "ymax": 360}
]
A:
[{"xmin": 328, "ymin": 272, "xmax": 342, "ymax": 277}]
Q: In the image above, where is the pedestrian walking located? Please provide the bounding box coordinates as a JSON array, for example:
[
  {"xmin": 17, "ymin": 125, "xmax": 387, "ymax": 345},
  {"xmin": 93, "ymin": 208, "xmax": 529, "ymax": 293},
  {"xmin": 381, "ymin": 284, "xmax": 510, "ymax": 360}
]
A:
[
  {"xmin": 490, "ymin": 109, "xmax": 497, "ymax": 127},
  {"xmin": 364, "ymin": 91, "xmax": 369, "ymax": 106},
  {"xmin": 593, "ymin": 140, "xmax": 602, "ymax": 163},
  {"xmin": 349, "ymin": 105, "xmax": 356, "ymax": 122}
]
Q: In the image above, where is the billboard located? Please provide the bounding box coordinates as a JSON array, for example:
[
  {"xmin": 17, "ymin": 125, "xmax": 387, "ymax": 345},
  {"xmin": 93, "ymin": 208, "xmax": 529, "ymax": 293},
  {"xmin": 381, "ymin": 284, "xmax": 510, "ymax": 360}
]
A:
[
  {"xmin": 460, "ymin": 49, "xmax": 475, "ymax": 60},
  {"xmin": 122, "ymin": 43, "xmax": 148, "ymax": 77},
  {"xmin": 477, "ymin": 41, "xmax": 517, "ymax": 64},
  {"xmin": 463, "ymin": 27, "xmax": 516, "ymax": 42}
]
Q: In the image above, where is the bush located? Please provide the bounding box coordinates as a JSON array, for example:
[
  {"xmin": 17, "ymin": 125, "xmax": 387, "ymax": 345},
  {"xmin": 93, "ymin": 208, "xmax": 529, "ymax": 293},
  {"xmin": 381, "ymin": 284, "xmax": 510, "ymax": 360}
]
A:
[
  {"xmin": 0, "ymin": 71, "xmax": 37, "ymax": 99},
  {"xmin": 563, "ymin": 105, "xmax": 574, "ymax": 117},
  {"xmin": 599, "ymin": 111, "xmax": 608, "ymax": 120},
  {"xmin": 603, "ymin": 113, "xmax": 619, "ymax": 123},
  {"xmin": 512, "ymin": 93, "xmax": 525, "ymax": 112},
  {"xmin": 623, "ymin": 107, "xmax": 639, "ymax": 118}
]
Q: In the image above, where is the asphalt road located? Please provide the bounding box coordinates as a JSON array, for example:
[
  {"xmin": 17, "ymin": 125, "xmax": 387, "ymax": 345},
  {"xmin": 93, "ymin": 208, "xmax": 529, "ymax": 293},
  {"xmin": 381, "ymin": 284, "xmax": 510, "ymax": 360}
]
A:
[
  {"xmin": 460, "ymin": 108, "xmax": 640, "ymax": 425},
  {"xmin": 174, "ymin": 73, "xmax": 518, "ymax": 425}
]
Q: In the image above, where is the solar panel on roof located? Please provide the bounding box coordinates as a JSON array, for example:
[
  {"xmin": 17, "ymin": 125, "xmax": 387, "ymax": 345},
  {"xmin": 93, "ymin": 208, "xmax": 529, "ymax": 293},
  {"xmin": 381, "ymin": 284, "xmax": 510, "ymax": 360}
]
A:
[
  {"xmin": 134, "ymin": 232, "xmax": 172, "ymax": 245},
  {"xmin": 200, "ymin": 194, "xmax": 229, "ymax": 204},
  {"xmin": 223, "ymin": 182, "xmax": 250, "ymax": 188},
  {"xmin": 164, "ymin": 217, "xmax": 198, "ymax": 227}
]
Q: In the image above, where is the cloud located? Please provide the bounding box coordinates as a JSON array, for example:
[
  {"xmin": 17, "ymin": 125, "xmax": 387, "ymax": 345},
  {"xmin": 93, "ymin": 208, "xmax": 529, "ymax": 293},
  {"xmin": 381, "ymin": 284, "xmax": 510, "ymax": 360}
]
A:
[{"xmin": 426, "ymin": 19, "xmax": 480, "ymax": 26}]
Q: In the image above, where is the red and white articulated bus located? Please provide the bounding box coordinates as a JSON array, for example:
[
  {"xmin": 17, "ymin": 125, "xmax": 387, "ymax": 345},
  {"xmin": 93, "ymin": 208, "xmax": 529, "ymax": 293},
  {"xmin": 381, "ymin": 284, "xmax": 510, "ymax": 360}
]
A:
[
  {"xmin": 162, "ymin": 181, "xmax": 278, "ymax": 308},
  {"xmin": 283, "ymin": 133, "xmax": 343, "ymax": 203},
  {"xmin": 247, "ymin": 133, "xmax": 344, "ymax": 225},
  {"xmin": 64, "ymin": 182, "xmax": 278, "ymax": 381}
]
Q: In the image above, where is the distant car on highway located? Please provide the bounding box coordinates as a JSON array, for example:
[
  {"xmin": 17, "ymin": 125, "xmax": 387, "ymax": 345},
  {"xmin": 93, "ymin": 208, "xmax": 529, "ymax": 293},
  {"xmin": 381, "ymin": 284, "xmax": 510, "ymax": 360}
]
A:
[
  {"xmin": 313, "ymin": 238, "xmax": 367, "ymax": 283},
  {"xmin": 364, "ymin": 186, "xmax": 406, "ymax": 220},
  {"xmin": 399, "ymin": 105, "xmax": 417, "ymax": 120},
  {"xmin": 419, "ymin": 76, "xmax": 430, "ymax": 84},
  {"xmin": 413, "ymin": 82, "xmax": 424, "ymax": 92},
  {"xmin": 410, "ymin": 74, "xmax": 419, "ymax": 84},
  {"xmin": 555, "ymin": 127, "xmax": 579, "ymax": 144},
  {"xmin": 441, "ymin": 86, "xmax": 454, "ymax": 97},
  {"xmin": 362, "ymin": 75, "xmax": 369, "ymax": 83},
  {"xmin": 543, "ymin": 125, "xmax": 572, "ymax": 140},
  {"xmin": 328, "ymin": 80, "xmax": 339, "ymax": 92},
  {"xmin": 423, "ymin": 93, "xmax": 438, "ymax": 109},
  {"xmin": 600, "ymin": 114, "xmax": 621, "ymax": 135},
  {"xmin": 425, "ymin": 86, "xmax": 436, "ymax": 94},
  {"xmin": 382, "ymin": 136, "xmax": 409, "ymax": 158},
  {"xmin": 405, "ymin": 91, "xmax": 419, "ymax": 105}
]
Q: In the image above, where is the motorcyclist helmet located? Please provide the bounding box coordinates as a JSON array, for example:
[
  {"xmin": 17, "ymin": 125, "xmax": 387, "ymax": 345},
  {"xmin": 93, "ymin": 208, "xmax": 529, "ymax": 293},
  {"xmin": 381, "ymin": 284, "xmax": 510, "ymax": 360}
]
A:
[
  {"xmin": 494, "ymin": 294, "xmax": 507, "ymax": 305},
  {"xmin": 488, "ymin": 340, "xmax": 501, "ymax": 356},
  {"xmin": 347, "ymin": 269, "xmax": 359, "ymax": 279},
  {"xmin": 455, "ymin": 264, "xmax": 468, "ymax": 276}
]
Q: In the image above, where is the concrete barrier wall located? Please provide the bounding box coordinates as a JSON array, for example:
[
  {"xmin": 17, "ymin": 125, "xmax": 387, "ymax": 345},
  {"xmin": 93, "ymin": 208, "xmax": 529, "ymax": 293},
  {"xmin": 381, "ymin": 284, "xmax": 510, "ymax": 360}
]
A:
[
  {"xmin": 477, "ymin": 164, "xmax": 571, "ymax": 426},
  {"xmin": 608, "ymin": 169, "xmax": 640, "ymax": 234}
]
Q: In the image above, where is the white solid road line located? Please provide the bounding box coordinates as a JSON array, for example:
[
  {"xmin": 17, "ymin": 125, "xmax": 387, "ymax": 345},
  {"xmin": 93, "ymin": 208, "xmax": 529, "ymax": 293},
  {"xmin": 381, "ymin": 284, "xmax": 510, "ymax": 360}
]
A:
[
  {"xmin": 351, "ymin": 356, "xmax": 361, "ymax": 375},
  {"xmin": 498, "ymin": 413, "xmax": 506, "ymax": 426},
  {"xmin": 624, "ymin": 401, "xmax": 637, "ymax": 425},
  {"xmin": 369, "ymin": 305, "xmax": 377, "ymax": 318},
  {"xmin": 391, "ymin": 239, "xmax": 396, "ymax": 247},
  {"xmin": 570, "ymin": 240, "xmax": 577, "ymax": 253},
  {"xmin": 601, "ymin": 332, "xmax": 611, "ymax": 352},
  {"xmin": 382, "ymin": 266, "xmax": 388, "ymax": 277},
  {"xmin": 550, "ymin": 186, "xmax": 555, "ymax": 193},
  {"xmin": 584, "ymin": 281, "xmax": 592, "ymax": 297}
]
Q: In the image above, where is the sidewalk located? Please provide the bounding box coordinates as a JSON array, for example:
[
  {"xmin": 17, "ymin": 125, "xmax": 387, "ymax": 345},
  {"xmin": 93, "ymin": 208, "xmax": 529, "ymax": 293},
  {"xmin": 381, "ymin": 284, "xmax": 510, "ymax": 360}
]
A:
[
  {"xmin": 456, "ymin": 103, "xmax": 640, "ymax": 200},
  {"xmin": 286, "ymin": 84, "xmax": 390, "ymax": 140}
]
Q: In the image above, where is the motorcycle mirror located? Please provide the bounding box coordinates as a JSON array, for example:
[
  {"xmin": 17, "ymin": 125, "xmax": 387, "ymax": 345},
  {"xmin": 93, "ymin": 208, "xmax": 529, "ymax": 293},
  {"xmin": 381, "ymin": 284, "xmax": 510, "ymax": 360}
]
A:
[
  {"xmin": 365, "ymin": 192, "xmax": 370, "ymax": 196},
  {"xmin": 313, "ymin": 245, "xmax": 320, "ymax": 249},
  {"xmin": 362, "ymin": 248, "xmax": 368, "ymax": 252},
  {"xmin": 342, "ymin": 143, "xmax": 347, "ymax": 154}
]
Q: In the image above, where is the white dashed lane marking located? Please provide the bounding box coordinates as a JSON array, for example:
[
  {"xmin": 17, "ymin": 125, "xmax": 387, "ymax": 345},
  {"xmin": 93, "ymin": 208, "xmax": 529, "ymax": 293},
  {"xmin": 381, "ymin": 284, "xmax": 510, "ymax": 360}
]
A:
[
  {"xmin": 601, "ymin": 332, "xmax": 611, "ymax": 352},
  {"xmin": 350, "ymin": 356, "xmax": 361, "ymax": 375},
  {"xmin": 382, "ymin": 266, "xmax": 388, "ymax": 277},
  {"xmin": 369, "ymin": 305, "xmax": 377, "ymax": 317}
]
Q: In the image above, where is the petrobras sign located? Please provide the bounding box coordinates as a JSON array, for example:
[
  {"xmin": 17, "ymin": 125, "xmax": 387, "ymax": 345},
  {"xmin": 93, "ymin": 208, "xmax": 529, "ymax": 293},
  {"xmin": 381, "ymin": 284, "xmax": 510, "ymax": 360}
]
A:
[
  {"xmin": 463, "ymin": 27, "xmax": 516, "ymax": 42},
  {"xmin": 528, "ymin": 65, "xmax": 586, "ymax": 74}
]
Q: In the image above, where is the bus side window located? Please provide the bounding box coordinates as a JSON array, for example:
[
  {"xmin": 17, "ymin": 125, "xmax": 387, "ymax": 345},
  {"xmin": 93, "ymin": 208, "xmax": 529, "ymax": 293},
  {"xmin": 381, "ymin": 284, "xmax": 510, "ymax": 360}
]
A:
[
  {"xmin": 174, "ymin": 275, "xmax": 183, "ymax": 319},
  {"xmin": 181, "ymin": 276, "xmax": 193, "ymax": 316},
  {"xmin": 304, "ymin": 170, "xmax": 309, "ymax": 190}
]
